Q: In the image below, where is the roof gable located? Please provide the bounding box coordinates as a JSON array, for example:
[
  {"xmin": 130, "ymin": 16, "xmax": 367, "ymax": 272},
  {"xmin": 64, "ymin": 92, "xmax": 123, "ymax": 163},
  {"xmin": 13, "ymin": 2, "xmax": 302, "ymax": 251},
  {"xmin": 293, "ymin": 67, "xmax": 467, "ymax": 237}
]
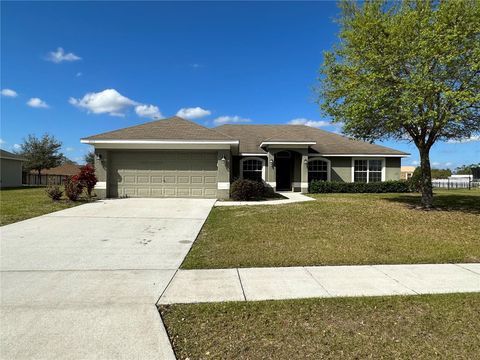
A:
[
  {"xmin": 215, "ymin": 124, "xmax": 408, "ymax": 156},
  {"xmin": 82, "ymin": 116, "xmax": 234, "ymax": 141},
  {"xmin": 0, "ymin": 149, "xmax": 26, "ymax": 161}
]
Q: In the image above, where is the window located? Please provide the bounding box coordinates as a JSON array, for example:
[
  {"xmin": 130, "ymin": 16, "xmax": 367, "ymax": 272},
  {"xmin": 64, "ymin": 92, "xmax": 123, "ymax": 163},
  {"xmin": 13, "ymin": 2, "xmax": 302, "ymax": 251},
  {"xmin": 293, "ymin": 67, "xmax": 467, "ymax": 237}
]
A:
[
  {"xmin": 353, "ymin": 159, "xmax": 384, "ymax": 183},
  {"xmin": 368, "ymin": 160, "xmax": 382, "ymax": 182},
  {"xmin": 241, "ymin": 158, "xmax": 264, "ymax": 181},
  {"xmin": 308, "ymin": 159, "xmax": 329, "ymax": 182}
]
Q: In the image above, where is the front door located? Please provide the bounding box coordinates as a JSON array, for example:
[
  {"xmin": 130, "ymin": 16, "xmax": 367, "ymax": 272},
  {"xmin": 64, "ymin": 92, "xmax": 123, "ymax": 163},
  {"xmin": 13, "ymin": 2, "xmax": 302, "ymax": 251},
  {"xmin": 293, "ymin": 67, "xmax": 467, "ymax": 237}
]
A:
[{"xmin": 275, "ymin": 152, "xmax": 293, "ymax": 191}]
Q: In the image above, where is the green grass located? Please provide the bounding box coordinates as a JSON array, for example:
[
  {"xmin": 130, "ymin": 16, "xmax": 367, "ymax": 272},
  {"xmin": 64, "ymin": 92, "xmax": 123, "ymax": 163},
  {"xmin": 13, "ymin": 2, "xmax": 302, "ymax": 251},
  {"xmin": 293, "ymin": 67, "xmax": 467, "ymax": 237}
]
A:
[
  {"xmin": 160, "ymin": 293, "xmax": 480, "ymax": 360},
  {"xmin": 0, "ymin": 187, "xmax": 87, "ymax": 226},
  {"xmin": 182, "ymin": 189, "xmax": 480, "ymax": 268}
]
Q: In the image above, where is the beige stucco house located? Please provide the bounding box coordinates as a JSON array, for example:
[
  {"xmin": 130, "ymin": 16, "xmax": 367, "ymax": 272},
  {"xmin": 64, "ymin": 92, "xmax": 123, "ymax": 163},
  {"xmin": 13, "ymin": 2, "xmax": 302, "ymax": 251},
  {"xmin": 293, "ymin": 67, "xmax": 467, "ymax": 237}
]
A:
[
  {"xmin": 400, "ymin": 166, "xmax": 416, "ymax": 180},
  {"xmin": 0, "ymin": 149, "xmax": 25, "ymax": 188},
  {"xmin": 81, "ymin": 116, "xmax": 409, "ymax": 199}
]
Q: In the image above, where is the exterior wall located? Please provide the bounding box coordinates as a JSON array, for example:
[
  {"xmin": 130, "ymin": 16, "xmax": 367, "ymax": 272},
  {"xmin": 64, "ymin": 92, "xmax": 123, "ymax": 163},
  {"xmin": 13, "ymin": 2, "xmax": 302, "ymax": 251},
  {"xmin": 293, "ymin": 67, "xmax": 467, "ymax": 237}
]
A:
[
  {"xmin": 328, "ymin": 157, "xmax": 352, "ymax": 182},
  {"xmin": 94, "ymin": 149, "xmax": 108, "ymax": 198},
  {"xmin": 217, "ymin": 150, "xmax": 230, "ymax": 200},
  {"xmin": 385, "ymin": 157, "xmax": 401, "ymax": 180},
  {"xmin": 292, "ymin": 152, "xmax": 302, "ymax": 191},
  {"xmin": 266, "ymin": 152, "xmax": 275, "ymax": 188},
  {"xmin": 0, "ymin": 159, "xmax": 23, "ymax": 188}
]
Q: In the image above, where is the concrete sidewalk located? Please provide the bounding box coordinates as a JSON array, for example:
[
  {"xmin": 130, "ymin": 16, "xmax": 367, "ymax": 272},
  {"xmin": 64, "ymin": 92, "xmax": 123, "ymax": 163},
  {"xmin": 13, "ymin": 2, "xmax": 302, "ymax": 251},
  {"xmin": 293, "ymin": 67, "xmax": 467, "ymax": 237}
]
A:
[{"xmin": 158, "ymin": 263, "xmax": 480, "ymax": 304}]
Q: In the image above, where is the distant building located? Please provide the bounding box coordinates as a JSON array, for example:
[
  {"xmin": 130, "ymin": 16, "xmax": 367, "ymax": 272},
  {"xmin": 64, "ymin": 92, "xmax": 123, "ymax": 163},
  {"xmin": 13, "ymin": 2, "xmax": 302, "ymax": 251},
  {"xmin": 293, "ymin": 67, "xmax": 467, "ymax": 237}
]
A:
[
  {"xmin": 449, "ymin": 174, "xmax": 473, "ymax": 181},
  {"xmin": 400, "ymin": 166, "xmax": 416, "ymax": 180},
  {"xmin": 25, "ymin": 163, "xmax": 81, "ymax": 185},
  {"xmin": 0, "ymin": 149, "xmax": 26, "ymax": 188}
]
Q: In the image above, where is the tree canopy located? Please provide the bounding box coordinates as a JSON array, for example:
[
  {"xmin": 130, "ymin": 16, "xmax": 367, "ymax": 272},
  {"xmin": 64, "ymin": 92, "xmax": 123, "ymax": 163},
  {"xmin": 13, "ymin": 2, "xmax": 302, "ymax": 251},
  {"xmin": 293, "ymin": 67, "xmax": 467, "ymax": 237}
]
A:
[
  {"xmin": 18, "ymin": 134, "xmax": 63, "ymax": 175},
  {"xmin": 455, "ymin": 163, "xmax": 480, "ymax": 175},
  {"xmin": 317, "ymin": 0, "xmax": 480, "ymax": 207}
]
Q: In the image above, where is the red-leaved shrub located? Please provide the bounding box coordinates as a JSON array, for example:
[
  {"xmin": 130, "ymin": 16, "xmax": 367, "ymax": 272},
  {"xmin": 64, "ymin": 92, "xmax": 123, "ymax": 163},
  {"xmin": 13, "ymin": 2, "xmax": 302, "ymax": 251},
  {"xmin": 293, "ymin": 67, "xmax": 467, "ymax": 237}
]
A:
[
  {"xmin": 77, "ymin": 164, "xmax": 97, "ymax": 197},
  {"xmin": 64, "ymin": 175, "xmax": 84, "ymax": 201}
]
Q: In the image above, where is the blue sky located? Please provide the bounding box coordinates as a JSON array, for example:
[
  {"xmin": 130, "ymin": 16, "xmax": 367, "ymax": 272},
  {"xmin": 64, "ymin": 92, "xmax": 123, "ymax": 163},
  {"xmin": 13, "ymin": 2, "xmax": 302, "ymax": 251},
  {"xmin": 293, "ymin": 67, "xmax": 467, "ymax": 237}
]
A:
[{"xmin": 1, "ymin": 1, "xmax": 478, "ymax": 168}]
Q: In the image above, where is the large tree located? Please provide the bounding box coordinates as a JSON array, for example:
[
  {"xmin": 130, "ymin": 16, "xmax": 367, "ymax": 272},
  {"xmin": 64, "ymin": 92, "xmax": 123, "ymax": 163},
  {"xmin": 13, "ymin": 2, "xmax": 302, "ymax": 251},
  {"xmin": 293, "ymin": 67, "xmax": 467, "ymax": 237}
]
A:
[
  {"xmin": 18, "ymin": 134, "xmax": 63, "ymax": 176},
  {"xmin": 317, "ymin": 0, "xmax": 480, "ymax": 207},
  {"xmin": 84, "ymin": 151, "xmax": 95, "ymax": 167},
  {"xmin": 455, "ymin": 163, "xmax": 480, "ymax": 175}
]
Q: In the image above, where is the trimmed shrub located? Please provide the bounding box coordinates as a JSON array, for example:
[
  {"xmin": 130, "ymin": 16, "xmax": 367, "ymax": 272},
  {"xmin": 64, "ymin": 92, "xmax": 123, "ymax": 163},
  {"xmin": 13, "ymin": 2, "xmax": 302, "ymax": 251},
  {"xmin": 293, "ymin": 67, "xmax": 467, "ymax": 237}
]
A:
[
  {"xmin": 230, "ymin": 179, "xmax": 268, "ymax": 201},
  {"xmin": 77, "ymin": 164, "xmax": 97, "ymax": 197},
  {"xmin": 45, "ymin": 184, "xmax": 63, "ymax": 200},
  {"xmin": 309, "ymin": 180, "xmax": 410, "ymax": 194},
  {"xmin": 64, "ymin": 175, "xmax": 84, "ymax": 201},
  {"xmin": 407, "ymin": 167, "xmax": 422, "ymax": 192}
]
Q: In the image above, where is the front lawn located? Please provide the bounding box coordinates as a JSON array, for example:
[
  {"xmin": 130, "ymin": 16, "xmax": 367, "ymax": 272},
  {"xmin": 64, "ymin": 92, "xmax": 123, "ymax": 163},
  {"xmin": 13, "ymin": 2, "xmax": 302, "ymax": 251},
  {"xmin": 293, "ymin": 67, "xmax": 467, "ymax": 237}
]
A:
[
  {"xmin": 160, "ymin": 293, "xmax": 480, "ymax": 359},
  {"xmin": 182, "ymin": 189, "xmax": 480, "ymax": 268},
  {"xmin": 0, "ymin": 187, "xmax": 86, "ymax": 225}
]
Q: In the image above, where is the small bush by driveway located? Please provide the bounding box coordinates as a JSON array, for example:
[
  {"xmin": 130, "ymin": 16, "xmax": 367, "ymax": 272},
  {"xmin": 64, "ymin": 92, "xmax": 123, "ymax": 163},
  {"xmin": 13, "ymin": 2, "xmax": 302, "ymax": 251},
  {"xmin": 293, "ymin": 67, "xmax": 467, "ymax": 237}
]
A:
[{"xmin": 182, "ymin": 190, "xmax": 480, "ymax": 268}]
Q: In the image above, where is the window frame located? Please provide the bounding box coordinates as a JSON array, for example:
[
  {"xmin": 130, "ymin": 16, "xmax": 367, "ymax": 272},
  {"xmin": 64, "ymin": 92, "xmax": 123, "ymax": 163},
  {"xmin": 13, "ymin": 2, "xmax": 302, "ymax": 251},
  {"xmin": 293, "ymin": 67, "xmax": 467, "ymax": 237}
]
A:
[
  {"xmin": 351, "ymin": 158, "xmax": 386, "ymax": 183},
  {"xmin": 307, "ymin": 157, "xmax": 331, "ymax": 182},
  {"xmin": 240, "ymin": 157, "xmax": 266, "ymax": 181}
]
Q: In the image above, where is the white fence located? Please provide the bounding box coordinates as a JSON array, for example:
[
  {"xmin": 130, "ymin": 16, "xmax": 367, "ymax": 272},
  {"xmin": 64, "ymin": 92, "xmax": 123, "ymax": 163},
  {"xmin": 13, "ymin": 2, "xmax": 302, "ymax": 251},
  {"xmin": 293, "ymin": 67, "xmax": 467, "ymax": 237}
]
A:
[{"xmin": 432, "ymin": 179, "xmax": 479, "ymax": 189}]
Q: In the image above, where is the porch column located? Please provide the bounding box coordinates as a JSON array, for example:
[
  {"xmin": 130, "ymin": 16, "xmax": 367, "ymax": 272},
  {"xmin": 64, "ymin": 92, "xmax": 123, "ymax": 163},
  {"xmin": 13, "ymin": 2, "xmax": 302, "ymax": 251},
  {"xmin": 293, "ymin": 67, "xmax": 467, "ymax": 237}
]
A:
[
  {"xmin": 300, "ymin": 153, "xmax": 309, "ymax": 193},
  {"xmin": 94, "ymin": 149, "xmax": 108, "ymax": 198},
  {"xmin": 267, "ymin": 151, "xmax": 276, "ymax": 191},
  {"xmin": 217, "ymin": 150, "xmax": 231, "ymax": 200}
]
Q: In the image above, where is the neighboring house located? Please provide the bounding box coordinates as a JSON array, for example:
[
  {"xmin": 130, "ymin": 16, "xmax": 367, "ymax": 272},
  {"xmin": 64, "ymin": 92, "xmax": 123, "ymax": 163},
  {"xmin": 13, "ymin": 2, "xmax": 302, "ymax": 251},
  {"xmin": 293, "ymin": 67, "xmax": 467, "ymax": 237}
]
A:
[
  {"xmin": 25, "ymin": 163, "xmax": 81, "ymax": 185},
  {"xmin": 81, "ymin": 116, "xmax": 409, "ymax": 199},
  {"xmin": 400, "ymin": 166, "xmax": 416, "ymax": 180},
  {"xmin": 0, "ymin": 149, "xmax": 25, "ymax": 188}
]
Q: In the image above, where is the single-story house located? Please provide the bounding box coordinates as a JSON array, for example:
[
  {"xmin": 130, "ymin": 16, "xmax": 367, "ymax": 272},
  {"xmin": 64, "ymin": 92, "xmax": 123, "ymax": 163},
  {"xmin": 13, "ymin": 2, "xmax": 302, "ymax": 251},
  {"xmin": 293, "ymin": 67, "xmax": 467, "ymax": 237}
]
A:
[
  {"xmin": 0, "ymin": 149, "xmax": 26, "ymax": 188},
  {"xmin": 25, "ymin": 163, "xmax": 81, "ymax": 185},
  {"xmin": 81, "ymin": 116, "xmax": 409, "ymax": 199},
  {"xmin": 400, "ymin": 166, "xmax": 416, "ymax": 180}
]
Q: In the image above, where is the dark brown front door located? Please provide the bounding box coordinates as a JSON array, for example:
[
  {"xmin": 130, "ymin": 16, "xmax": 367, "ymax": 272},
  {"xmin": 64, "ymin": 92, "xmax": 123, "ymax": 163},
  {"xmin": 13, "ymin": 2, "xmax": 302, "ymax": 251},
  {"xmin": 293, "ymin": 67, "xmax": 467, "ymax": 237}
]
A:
[{"xmin": 275, "ymin": 155, "xmax": 292, "ymax": 191}]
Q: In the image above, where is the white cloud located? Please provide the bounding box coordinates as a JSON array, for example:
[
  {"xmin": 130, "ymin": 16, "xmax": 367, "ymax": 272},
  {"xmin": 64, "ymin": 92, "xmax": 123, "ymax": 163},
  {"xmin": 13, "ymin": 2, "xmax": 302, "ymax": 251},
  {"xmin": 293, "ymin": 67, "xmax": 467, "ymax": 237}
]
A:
[
  {"xmin": 447, "ymin": 135, "xmax": 480, "ymax": 143},
  {"xmin": 410, "ymin": 160, "xmax": 419, "ymax": 166},
  {"xmin": 46, "ymin": 47, "xmax": 81, "ymax": 63},
  {"xmin": 27, "ymin": 97, "xmax": 49, "ymax": 108},
  {"xmin": 76, "ymin": 72, "xmax": 82, "ymax": 77},
  {"xmin": 13, "ymin": 144, "xmax": 21, "ymax": 150},
  {"xmin": 1, "ymin": 88, "xmax": 18, "ymax": 97},
  {"xmin": 213, "ymin": 115, "xmax": 252, "ymax": 125},
  {"xmin": 69, "ymin": 89, "xmax": 137, "ymax": 117},
  {"xmin": 288, "ymin": 118, "xmax": 331, "ymax": 128},
  {"xmin": 177, "ymin": 107, "xmax": 211, "ymax": 119},
  {"xmin": 135, "ymin": 104, "xmax": 162, "ymax": 119},
  {"xmin": 65, "ymin": 147, "xmax": 75, "ymax": 152},
  {"xmin": 0, "ymin": 138, "xmax": 5, "ymax": 144},
  {"xmin": 432, "ymin": 162, "xmax": 441, "ymax": 167}
]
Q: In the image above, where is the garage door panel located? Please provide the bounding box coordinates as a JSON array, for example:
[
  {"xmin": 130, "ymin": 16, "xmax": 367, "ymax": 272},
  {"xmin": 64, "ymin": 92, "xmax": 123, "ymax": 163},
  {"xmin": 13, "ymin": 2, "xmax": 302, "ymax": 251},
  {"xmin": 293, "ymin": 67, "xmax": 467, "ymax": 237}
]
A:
[
  {"xmin": 177, "ymin": 176, "xmax": 190, "ymax": 184},
  {"xmin": 151, "ymin": 176, "xmax": 163, "ymax": 184},
  {"xmin": 109, "ymin": 151, "xmax": 218, "ymax": 198}
]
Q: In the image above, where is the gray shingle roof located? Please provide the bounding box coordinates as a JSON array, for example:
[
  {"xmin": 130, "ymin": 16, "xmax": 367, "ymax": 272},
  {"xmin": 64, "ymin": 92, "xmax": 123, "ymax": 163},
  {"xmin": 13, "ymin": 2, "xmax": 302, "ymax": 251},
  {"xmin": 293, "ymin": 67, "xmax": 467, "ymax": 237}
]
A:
[
  {"xmin": 81, "ymin": 117, "xmax": 408, "ymax": 156},
  {"xmin": 0, "ymin": 149, "xmax": 26, "ymax": 161},
  {"xmin": 82, "ymin": 116, "xmax": 235, "ymax": 141},
  {"xmin": 215, "ymin": 124, "xmax": 409, "ymax": 155}
]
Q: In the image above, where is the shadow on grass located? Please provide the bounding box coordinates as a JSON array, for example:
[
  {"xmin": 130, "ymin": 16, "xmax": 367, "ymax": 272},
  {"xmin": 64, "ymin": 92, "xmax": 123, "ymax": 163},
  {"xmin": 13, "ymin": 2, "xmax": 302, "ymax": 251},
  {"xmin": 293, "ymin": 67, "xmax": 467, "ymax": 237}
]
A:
[{"xmin": 384, "ymin": 192, "xmax": 480, "ymax": 215}]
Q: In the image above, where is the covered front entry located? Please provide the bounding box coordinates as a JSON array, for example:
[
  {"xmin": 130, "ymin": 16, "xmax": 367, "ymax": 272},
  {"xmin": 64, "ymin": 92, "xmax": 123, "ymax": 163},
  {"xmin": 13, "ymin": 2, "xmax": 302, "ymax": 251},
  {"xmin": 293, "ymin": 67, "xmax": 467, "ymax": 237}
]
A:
[
  {"xmin": 275, "ymin": 151, "xmax": 294, "ymax": 191},
  {"xmin": 108, "ymin": 150, "xmax": 218, "ymax": 198}
]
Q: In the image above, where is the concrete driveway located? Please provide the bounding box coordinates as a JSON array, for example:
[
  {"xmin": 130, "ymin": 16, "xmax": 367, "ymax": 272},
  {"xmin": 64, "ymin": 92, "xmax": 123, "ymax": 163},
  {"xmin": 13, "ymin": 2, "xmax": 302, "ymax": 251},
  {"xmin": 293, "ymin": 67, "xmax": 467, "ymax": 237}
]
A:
[{"xmin": 1, "ymin": 198, "xmax": 215, "ymax": 359}]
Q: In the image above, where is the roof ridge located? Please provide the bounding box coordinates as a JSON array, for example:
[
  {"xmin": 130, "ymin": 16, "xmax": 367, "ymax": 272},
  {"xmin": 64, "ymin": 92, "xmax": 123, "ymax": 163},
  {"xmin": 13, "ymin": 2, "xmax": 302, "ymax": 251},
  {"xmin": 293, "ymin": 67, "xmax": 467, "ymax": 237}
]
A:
[{"xmin": 82, "ymin": 116, "xmax": 234, "ymax": 141}]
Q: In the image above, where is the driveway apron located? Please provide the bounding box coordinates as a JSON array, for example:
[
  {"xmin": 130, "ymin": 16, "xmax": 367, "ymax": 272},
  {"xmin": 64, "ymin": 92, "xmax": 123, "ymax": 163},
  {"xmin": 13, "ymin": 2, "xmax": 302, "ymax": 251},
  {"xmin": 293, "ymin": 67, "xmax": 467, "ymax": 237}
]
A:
[{"xmin": 1, "ymin": 198, "xmax": 215, "ymax": 360}]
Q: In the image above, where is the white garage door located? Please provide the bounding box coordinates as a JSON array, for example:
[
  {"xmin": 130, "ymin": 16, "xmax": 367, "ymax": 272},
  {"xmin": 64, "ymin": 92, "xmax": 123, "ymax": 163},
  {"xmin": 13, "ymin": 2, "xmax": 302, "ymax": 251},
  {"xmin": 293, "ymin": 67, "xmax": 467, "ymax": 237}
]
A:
[{"xmin": 108, "ymin": 151, "xmax": 218, "ymax": 198}]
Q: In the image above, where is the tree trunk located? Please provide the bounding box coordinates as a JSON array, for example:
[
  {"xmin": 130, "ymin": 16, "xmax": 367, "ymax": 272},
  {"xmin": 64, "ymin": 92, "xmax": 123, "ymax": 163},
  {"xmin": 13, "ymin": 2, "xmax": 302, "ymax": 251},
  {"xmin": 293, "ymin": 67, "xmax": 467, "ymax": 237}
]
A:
[{"xmin": 419, "ymin": 147, "xmax": 433, "ymax": 208}]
